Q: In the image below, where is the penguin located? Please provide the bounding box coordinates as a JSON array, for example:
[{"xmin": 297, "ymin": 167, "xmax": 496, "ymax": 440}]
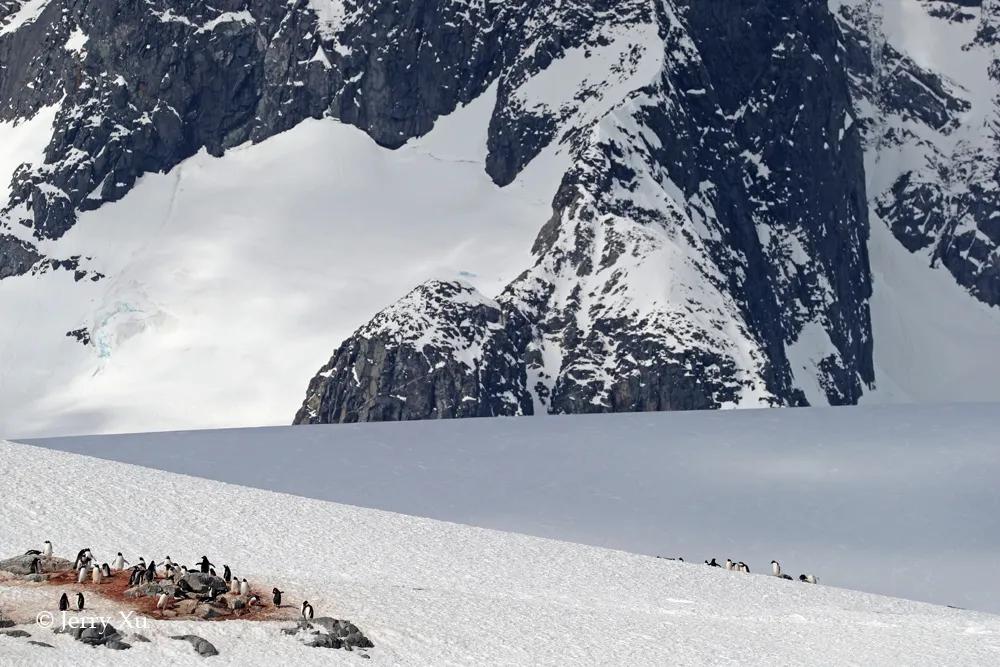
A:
[
  {"xmin": 771, "ymin": 560, "xmax": 781, "ymax": 577},
  {"xmin": 223, "ymin": 565, "xmax": 231, "ymax": 583},
  {"xmin": 197, "ymin": 556, "xmax": 214, "ymax": 574},
  {"xmin": 145, "ymin": 560, "xmax": 157, "ymax": 583},
  {"xmin": 780, "ymin": 573, "xmax": 793, "ymax": 580},
  {"xmin": 58, "ymin": 593, "xmax": 69, "ymax": 612},
  {"xmin": 101, "ymin": 563, "xmax": 111, "ymax": 578},
  {"xmin": 706, "ymin": 558, "xmax": 721, "ymax": 567},
  {"xmin": 24, "ymin": 549, "xmax": 41, "ymax": 556},
  {"xmin": 29, "ymin": 556, "xmax": 41, "ymax": 574},
  {"xmin": 76, "ymin": 592, "xmax": 85, "ymax": 611},
  {"xmin": 739, "ymin": 562, "xmax": 750, "ymax": 573},
  {"xmin": 248, "ymin": 595, "xmax": 260, "ymax": 607},
  {"xmin": 43, "ymin": 540, "xmax": 53, "ymax": 558},
  {"xmin": 230, "ymin": 577, "xmax": 240, "ymax": 594},
  {"xmin": 239, "ymin": 578, "xmax": 249, "ymax": 597},
  {"xmin": 272, "ymin": 588, "xmax": 283, "ymax": 607},
  {"xmin": 724, "ymin": 559, "xmax": 734, "ymax": 571},
  {"xmin": 77, "ymin": 566, "xmax": 88, "ymax": 584},
  {"xmin": 73, "ymin": 548, "xmax": 91, "ymax": 570},
  {"xmin": 112, "ymin": 553, "xmax": 127, "ymax": 571},
  {"xmin": 91, "ymin": 566, "xmax": 103, "ymax": 585},
  {"xmin": 798, "ymin": 574, "xmax": 819, "ymax": 584},
  {"xmin": 164, "ymin": 556, "xmax": 173, "ymax": 569},
  {"xmin": 210, "ymin": 567, "xmax": 217, "ymax": 577},
  {"xmin": 301, "ymin": 601, "xmax": 314, "ymax": 620},
  {"xmin": 156, "ymin": 593, "xmax": 169, "ymax": 613}
]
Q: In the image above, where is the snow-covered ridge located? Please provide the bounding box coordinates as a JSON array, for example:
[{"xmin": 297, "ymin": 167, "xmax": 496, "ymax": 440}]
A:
[
  {"xmin": 29, "ymin": 403, "xmax": 1000, "ymax": 615},
  {"xmin": 2, "ymin": 436, "xmax": 999, "ymax": 664}
]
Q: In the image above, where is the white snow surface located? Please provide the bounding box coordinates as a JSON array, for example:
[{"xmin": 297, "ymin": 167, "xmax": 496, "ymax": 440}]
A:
[
  {"xmin": 24, "ymin": 403, "xmax": 1000, "ymax": 615},
  {"xmin": 2, "ymin": 432, "xmax": 1000, "ymax": 665}
]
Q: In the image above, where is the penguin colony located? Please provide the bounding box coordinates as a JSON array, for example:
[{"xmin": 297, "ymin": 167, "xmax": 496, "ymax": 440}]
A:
[
  {"xmin": 25, "ymin": 541, "xmax": 323, "ymax": 620},
  {"xmin": 658, "ymin": 554, "xmax": 820, "ymax": 584}
]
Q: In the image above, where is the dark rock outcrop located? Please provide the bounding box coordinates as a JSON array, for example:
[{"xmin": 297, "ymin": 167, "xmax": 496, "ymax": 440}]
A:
[
  {"xmin": 295, "ymin": 280, "xmax": 534, "ymax": 424},
  {"xmin": 170, "ymin": 634, "xmax": 219, "ymax": 658}
]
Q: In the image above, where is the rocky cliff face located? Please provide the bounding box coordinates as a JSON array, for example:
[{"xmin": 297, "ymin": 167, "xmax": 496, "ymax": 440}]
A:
[{"xmin": 296, "ymin": 0, "xmax": 879, "ymax": 424}]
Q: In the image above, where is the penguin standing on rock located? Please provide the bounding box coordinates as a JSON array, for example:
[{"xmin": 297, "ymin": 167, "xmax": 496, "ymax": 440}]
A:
[
  {"xmin": 77, "ymin": 566, "xmax": 88, "ymax": 584},
  {"xmin": 197, "ymin": 556, "xmax": 214, "ymax": 574},
  {"xmin": 230, "ymin": 577, "xmax": 240, "ymax": 594},
  {"xmin": 43, "ymin": 540, "xmax": 53, "ymax": 558},
  {"xmin": 92, "ymin": 566, "xmax": 103, "ymax": 585},
  {"xmin": 112, "ymin": 553, "xmax": 127, "ymax": 571},
  {"xmin": 223, "ymin": 565, "xmax": 231, "ymax": 584},
  {"xmin": 239, "ymin": 578, "xmax": 249, "ymax": 597},
  {"xmin": 145, "ymin": 560, "xmax": 157, "ymax": 583},
  {"xmin": 76, "ymin": 592, "xmax": 85, "ymax": 611},
  {"xmin": 272, "ymin": 588, "xmax": 283, "ymax": 607},
  {"xmin": 58, "ymin": 593, "xmax": 69, "ymax": 612},
  {"xmin": 301, "ymin": 601, "xmax": 314, "ymax": 620},
  {"xmin": 156, "ymin": 593, "xmax": 170, "ymax": 613}
]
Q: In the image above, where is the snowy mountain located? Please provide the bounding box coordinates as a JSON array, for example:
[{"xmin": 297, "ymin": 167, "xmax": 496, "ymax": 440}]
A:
[
  {"xmin": 3, "ymin": 432, "xmax": 1000, "ymax": 664},
  {"xmin": 0, "ymin": 0, "xmax": 998, "ymax": 435}
]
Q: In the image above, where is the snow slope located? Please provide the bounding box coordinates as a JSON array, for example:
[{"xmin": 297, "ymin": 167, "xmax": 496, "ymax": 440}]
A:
[
  {"xmin": 0, "ymin": 90, "xmax": 561, "ymax": 438},
  {"xmin": 1, "ymin": 438, "xmax": 998, "ymax": 665},
  {"xmin": 26, "ymin": 403, "xmax": 1000, "ymax": 614}
]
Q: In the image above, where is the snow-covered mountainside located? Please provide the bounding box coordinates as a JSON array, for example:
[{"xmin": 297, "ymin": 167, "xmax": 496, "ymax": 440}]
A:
[
  {"xmin": 27, "ymin": 403, "xmax": 1000, "ymax": 615},
  {"xmin": 2, "ymin": 437, "xmax": 999, "ymax": 665},
  {"xmin": 0, "ymin": 0, "xmax": 997, "ymax": 435}
]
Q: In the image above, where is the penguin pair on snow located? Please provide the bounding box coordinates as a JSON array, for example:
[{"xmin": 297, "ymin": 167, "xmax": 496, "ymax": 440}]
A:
[{"xmin": 771, "ymin": 560, "xmax": 793, "ymax": 580}]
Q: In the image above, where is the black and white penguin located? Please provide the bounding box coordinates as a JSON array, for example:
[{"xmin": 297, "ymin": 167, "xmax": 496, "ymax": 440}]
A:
[
  {"xmin": 101, "ymin": 563, "xmax": 111, "ymax": 578},
  {"xmin": 706, "ymin": 558, "xmax": 721, "ymax": 567},
  {"xmin": 24, "ymin": 549, "xmax": 41, "ymax": 556},
  {"xmin": 799, "ymin": 573, "xmax": 818, "ymax": 584},
  {"xmin": 76, "ymin": 592, "xmax": 85, "ymax": 611},
  {"xmin": 229, "ymin": 577, "xmax": 240, "ymax": 594},
  {"xmin": 145, "ymin": 560, "xmax": 157, "ymax": 583},
  {"xmin": 272, "ymin": 588, "xmax": 283, "ymax": 607},
  {"xmin": 156, "ymin": 593, "xmax": 169, "ymax": 613},
  {"xmin": 112, "ymin": 553, "xmax": 127, "ymax": 571},
  {"xmin": 738, "ymin": 562, "xmax": 750, "ymax": 573},
  {"xmin": 724, "ymin": 559, "xmax": 734, "ymax": 571},
  {"xmin": 239, "ymin": 578, "xmax": 249, "ymax": 597},
  {"xmin": 73, "ymin": 548, "xmax": 91, "ymax": 570},
  {"xmin": 58, "ymin": 592, "xmax": 69, "ymax": 612},
  {"xmin": 301, "ymin": 601, "xmax": 314, "ymax": 620},
  {"xmin": 77, "ymin": 566, "xmax": 88, "ymax": 584},
  {"xmin": 91, "ymin": 565, "xmax": 103, "ymax": 585},
  {"xmin": 43, "ymin": 540, "xmax": 53, "ymax": 558},
  {"xmin": 28, "ymin": 556, "xmax": 41, "ymax": 575},
  {"xmin": 248, "ymin": 595, "xmax": 260, "ymax": 607},
  {"xmin": 771, "ymin": 560, "xmax": 781, "ymax": 577},
  {"xmin": 164, "ymin": 556, "xmax": 173, "ymax": 569},
  {"xmin": 197, "ymin": 556, "xmax": 214, "ymax": 574},
  {"xmin": 223, "ymin": 565, "xmax": 231, "ymax": 583},
  {"xmin": 780, "ymin": 573, "xmax": 793, "ymax": 580}
]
